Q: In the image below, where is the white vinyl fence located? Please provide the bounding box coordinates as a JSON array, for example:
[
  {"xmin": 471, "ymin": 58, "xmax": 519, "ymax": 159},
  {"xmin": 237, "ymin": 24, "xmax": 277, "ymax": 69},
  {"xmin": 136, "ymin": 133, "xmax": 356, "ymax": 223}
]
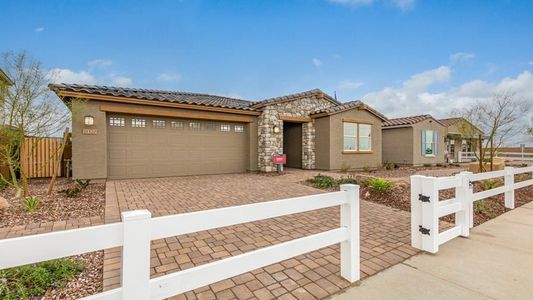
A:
[
  {"xmin": 458, "ymin": 151, "xmax": 533, "ymax": 163},
  {"xmin": 411, "ymin": 166, "xmax": 533, "ymax": 253},
  {"xmin": 0, "ymin": 184, "xmax": 361, "ymax": 300}
]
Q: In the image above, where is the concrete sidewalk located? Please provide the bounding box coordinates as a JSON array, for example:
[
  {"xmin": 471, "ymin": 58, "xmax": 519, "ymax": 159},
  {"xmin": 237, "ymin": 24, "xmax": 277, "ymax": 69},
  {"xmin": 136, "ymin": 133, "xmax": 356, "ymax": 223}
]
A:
[{"xmin": 332, "ymin": 201, "xmax": 533, "ymax": 300}]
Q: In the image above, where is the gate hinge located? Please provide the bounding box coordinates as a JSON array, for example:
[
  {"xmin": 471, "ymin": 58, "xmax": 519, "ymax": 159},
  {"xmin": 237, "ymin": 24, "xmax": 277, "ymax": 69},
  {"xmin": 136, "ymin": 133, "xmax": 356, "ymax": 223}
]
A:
[
  {"xmin": 419, "ymin": 225, "xmax": 430, "ymax": 235},
  {"xmin": 418, "ymin": 194, "xmax": 430, "ymax": 203}
]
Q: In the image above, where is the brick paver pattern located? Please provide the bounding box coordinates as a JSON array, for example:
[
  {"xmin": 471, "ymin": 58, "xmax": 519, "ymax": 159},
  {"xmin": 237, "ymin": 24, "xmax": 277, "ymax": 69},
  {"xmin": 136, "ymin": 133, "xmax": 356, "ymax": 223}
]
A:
[{"xmin": 103, "ymin": 169, "xmax": 418, "ymax": 300}]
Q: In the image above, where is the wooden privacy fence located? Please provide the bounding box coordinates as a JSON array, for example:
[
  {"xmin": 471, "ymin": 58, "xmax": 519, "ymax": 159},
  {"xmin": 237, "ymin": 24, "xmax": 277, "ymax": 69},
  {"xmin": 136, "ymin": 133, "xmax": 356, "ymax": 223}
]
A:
[
  {"xmin": 20, "ymin": 135, "xmax": 70, "ymax": 178},
  {"xmin": 0, "ymin": 184, "xmax": 361, "ymax": 299},
  {"xmin": 411, "ymin": 166, "xmax": 533, "ymax": 253}
]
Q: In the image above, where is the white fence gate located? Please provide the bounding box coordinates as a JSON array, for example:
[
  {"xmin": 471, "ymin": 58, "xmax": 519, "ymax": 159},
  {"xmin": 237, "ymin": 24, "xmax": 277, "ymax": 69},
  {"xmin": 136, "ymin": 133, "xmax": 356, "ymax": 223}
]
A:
[
  {"xmin": 0, "ymin": 184, "xmax": 361, "ymax": 299},
  {"xmin": 411, "ymin": 166, "xmax": 533, "ymax": 253}
]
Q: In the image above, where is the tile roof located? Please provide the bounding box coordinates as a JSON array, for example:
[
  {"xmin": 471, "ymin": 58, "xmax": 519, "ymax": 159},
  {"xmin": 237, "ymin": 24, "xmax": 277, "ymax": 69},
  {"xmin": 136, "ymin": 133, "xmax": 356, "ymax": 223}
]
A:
[
  {"xmin": 438, "ymin": 117, "xmax": 462, "ymax": 127},
  {"xmin": 250, "ymin": 89, "xmax": 340, "ymax": 109},
  {"xmin": 312, "ymin": 100, "xmax": 362, "ymax": 114},
  {"xmin": 49, "ymin": 83, "xmax": 255, "ymax": 110},
  {"xmin": 382, "ymin": 114, "xmax": 444, "ymax": 127},
  {"xmin": 0, "ymin": 68, "xmax": 13, "ymax": 85}
]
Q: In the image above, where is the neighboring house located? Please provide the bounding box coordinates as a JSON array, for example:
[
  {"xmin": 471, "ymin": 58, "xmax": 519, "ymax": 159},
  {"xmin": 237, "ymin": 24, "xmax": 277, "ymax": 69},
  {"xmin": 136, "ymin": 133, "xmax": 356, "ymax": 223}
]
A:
[
  {"xmin": 438, "ymin": 117, "xmax": 484, "ymax": 162},
  {"xmin": 382, "ymin": 115, "xmax": 446, "ymax": 165},
  {"xmin": 49, "ymin": 84, "xmax": 386, "ymax": 179}
]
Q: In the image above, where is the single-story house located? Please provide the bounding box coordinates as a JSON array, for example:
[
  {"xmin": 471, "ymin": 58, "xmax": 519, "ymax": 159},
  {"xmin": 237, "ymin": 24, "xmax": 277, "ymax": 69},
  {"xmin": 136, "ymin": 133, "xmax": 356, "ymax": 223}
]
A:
[
  {"xmin": 49, "ymin": 84, "xmax": 387, "ymax": 179},
  {"xmin": 382, "ymin": 115, "xmax": 446, "ymax": 165},
  {"xmin": 438, "ymin": 117, "xmax": 484, "ymax": 163}
]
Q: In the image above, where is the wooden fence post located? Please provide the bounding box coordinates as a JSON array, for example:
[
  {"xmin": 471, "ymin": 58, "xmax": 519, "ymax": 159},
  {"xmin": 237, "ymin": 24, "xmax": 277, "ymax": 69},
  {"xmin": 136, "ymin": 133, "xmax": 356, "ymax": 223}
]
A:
[
  {"xmin": 504, "ymin": 167, "xmax": 515, "ymax": 209},
  {"xmin": 455, "ymin": 172, "xmax": 472, "ymax": 237},
  {"xmin": 420, "ymin": 176, "xmax": 439, "ymax": 253},
  {"xmin": 410, "ymin": 175, "xmax": 424, "ymax": 249},
  {"xmin": 340, "ymin": 184, "xmax": 360, "ymax": 282},
  {"xmin": 121, "ymin": 210, "xmax": 151, "ymax": 299}
]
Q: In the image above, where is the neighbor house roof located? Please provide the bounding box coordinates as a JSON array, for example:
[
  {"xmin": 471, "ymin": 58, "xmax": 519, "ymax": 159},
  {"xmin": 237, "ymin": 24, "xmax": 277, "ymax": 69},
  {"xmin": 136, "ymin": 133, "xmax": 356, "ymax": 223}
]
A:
[
  {"xmin": 438, "ymin": 117, "xmax": 484, "ymax": 135},
  {"xmin": 250, "ymin": 89, "xmax": 340, "ymax": 109},
  {"xmin": 382, "ymin": 114, "xmax": 445, "ymax": 128},
  {"xmin": 311, "ymin": 100, "xmax": 388, "ymax": 121},
  {"xmin": 0, "ymin": 68, "xmax": 14, "ymax": 86},
  {"xmin": 49, "ymin": 83, "xmax": 255, "ymax": 111}
]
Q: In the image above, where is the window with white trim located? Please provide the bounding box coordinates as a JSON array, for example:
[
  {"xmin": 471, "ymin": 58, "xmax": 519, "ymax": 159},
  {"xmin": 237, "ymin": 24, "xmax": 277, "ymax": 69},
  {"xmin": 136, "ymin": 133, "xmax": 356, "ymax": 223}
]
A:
[
  {"xmin": 220, "ymin": 124, "xmax": 231, "ymax": 132},
  {"xmin": 343, "ymin": 122, "xmax": 372, "ymax": 151},
  {"xmin": 189, "ymin": 122, "xmax": 201, "ymax": 130},
  {"xmin": 234, "ymin": 125, "xmax": 244, "ymax": 133},
  {"xmin": 424, "ymin": 130, "xmax": 435, "ymax": 156},
  {"xmin": 109, "ymin": 117, "xmax": 125, "ymax": 127},
  {"xmin": 131, "ymin": 119, "xmax": 146, "ymax": 128},
  {"xmin": 171, "ymin": 121, "xmax": 183, "ymax": 129},
  {"xmin": 153, "ymin": 120, "xmax": 166, "ymax": 128}
]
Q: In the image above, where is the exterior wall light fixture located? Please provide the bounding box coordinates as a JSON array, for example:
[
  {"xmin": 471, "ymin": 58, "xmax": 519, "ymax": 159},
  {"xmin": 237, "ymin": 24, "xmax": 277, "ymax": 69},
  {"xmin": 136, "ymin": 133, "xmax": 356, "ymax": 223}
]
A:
[
  {"xmin": 273, "ymin": 125, "xmax": 280, "ymax": 133},
  {"xmin": 84, "ymin": 115, "xmax": 95, "ymax": 126}
]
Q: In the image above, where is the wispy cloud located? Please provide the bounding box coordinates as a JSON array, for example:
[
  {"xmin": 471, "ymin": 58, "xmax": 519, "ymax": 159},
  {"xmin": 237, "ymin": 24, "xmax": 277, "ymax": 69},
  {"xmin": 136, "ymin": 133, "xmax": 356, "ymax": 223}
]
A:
[
  {"xmin": 88, "ymin": 59, "xmax": 113, "ymax": 69},
  {"xmin": 35, "ymin": 27, "xmax": 45, "ymax": 33},
  {"xmin": 338, "ymin": 80, "xmax": 364, "ymax": 90},
  {"xmin": 328, "ymin": 0, "xmax": 415, "ymax": 10},
  {"xmin": 47, "ymin": 68, "xmax": 96, "ymax": 85},
  {"xmin": 111, "ymin": 76, "xmax": 132, "ymax": 86},
  {"xmin": 312, "ymin": 58, "xmax": 322, "ymax": 67},
  {"xmin": 47, "ymin": 60, "xmax": 133, "ymax": 87},
  {"xmin": 389, "ymin": 0, "xmax": 415, "ymax": 11},
  {"xmin": 157, "ymin": 73, "xmax": 182, "ymax": 82},
  {"xmin": 327, "ymin": 0, "xmax": 374, "ymax": 8},
  {"xmin": 450, "ymin": 52, "xmax": 476, "ymax": 64},
  {"xmin": 529, "ymin": 61, "xmax": 533, "ymax": 66}
]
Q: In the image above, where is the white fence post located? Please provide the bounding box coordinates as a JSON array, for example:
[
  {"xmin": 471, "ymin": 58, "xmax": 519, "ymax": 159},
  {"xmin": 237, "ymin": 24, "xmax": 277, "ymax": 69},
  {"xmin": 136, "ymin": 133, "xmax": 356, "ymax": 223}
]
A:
[
  {"xmin": 458, "ymin": 151, "xmax": 463, "ymax": 163},
  {"xmin": 340, "ymin": 184, "xmax": 360, "ymax": 282},
  {"xmin": 121, "ymin": 210, "xmax": 152, "ymax": 300},
  {"xmin": 420, "ymin": 176, "xmax": 439, "ymax": 253},
  {"xmin": 504, "ymin": 167, "xmax": 515, "ymax": 209},
  {"xmin": 455, "ymin": 172, "xmax": 472, "ymax": 237},
  {"xmin": 410, "ymin": 175, "xmax": 425, "ymax": 249}
]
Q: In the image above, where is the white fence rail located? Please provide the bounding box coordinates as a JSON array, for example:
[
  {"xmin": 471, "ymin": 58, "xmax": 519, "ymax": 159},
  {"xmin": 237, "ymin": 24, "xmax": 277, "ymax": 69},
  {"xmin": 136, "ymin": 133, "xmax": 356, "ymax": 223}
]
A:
[
  {"xmin": 458, "ymin": 151, "xmax": 533, "ymax": 163},
  {"xmin": 0, "ymin": 184, "xmax": 361, "ymax": 299},
  {"xmin": 411, "ymin": 166, "xmax": 533, "ymax": 253}
]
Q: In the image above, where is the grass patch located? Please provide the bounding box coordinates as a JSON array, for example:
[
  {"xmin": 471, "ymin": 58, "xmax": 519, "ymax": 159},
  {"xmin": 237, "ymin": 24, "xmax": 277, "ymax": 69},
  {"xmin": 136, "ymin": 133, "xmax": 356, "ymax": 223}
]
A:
[
  {"xmin": 367, "ymin": 177, "xmax": 395, "ymax": 192},
  {"xmin": 307, "ymin": 174, "xmax": 338, "ymax": 189},
  {"xmin": 0, "ymin": 258, "xmax": 83, "ymax": 299}
]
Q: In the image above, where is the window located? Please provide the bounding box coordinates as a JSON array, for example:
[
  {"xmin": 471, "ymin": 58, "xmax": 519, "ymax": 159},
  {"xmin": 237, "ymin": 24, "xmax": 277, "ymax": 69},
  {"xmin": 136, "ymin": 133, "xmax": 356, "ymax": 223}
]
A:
[
  {"xmin": 189, "ymin": 122, "xmax": 201, "ymax": 130},
  {"xmin": 131, "ymin": 119, "xmax": 146, "ymax": 128},
  {"xmin": 424, "ymin": 130, "xmax": 434, "ymax": 156},
  {"xmin": 343, "ymin": 122, "xmax": 372, "ymax": 151},
  {"xmin": 234, "ymin": 125, "xmax": 244, "ymax": 133},
  {"xmin": 220, "ymin": 124, "xmax": 231, "ymax": 132},
  {"xmin": 153, "ymin": 120, "xmax": 166, "ymax": 128},
  {"xmin": 206, "ymin": 122, "xmax": 216, "ymax": 130},
  {"xmin": 171, "ymin": 121, "xmax": 183, "ymax": 129},
  {"xmin": 109, "ymin": 117, "xmax": 125, "ymax": 127}
]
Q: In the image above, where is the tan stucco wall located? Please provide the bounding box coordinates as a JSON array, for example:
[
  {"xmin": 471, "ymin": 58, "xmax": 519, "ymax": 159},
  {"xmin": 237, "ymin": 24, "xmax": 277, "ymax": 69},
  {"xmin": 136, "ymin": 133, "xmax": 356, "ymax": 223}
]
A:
[
  {"xmin": 382, "ymin": 127, "xmax": 414, "ymax": 165},
  {"xmin": 314, "ymin": 117, "xmax": 330, "ymax": 170},
  {"xmin": 412, "ymin": 119, "xmax": 446, "ymax": 165},
  {"xmin": 316, "ymin": 109, "xmax": 382, "ymax": 170},
  {"xmin": 72, "ymin": 100, "xmax": 259, "ymax": 179}
]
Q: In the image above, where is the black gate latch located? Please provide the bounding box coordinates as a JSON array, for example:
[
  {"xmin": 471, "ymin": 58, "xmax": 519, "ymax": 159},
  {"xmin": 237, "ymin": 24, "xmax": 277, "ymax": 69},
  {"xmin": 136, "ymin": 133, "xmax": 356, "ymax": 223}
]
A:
[
  {"xmin": 419, "ymin": 225, "xmax": 430, "ymax": 235},
  {"xmin": 418, "ymin": 194, "xmax": 430, "ymax": 203}
]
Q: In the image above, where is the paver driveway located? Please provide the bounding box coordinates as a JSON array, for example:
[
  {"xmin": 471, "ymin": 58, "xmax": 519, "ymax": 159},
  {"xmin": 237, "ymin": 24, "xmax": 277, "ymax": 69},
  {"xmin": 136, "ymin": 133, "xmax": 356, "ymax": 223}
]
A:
[{"xmin": 103, "ymin": 169, "xmax": 418, "ymax": 299}]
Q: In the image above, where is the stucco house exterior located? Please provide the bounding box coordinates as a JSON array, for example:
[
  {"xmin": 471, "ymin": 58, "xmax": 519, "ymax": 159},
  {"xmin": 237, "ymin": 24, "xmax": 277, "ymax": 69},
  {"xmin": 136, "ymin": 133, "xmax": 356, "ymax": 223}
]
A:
[
  {"xmin": 382, "ymin": 115, "xmax": 446, "ymax": 166},
  {"xmin": 438, "ymin": 117, "xmax": 484, "ymax": 163},
  {"xmin": 49, "ymin": 84, "xmax": 386, "ymax": 179}
]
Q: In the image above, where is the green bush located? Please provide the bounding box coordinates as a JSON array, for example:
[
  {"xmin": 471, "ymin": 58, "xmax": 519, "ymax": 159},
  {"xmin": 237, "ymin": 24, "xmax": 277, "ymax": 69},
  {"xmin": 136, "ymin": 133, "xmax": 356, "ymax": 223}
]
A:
[
  {"xmin": 481, "ymin": 179, "xmax": 499, "ymax": 191},
  {"xmin": 75, "ymin": 179, "xmax": 90, "ymax": 189},
  {"xmin": 60, "ymin": 179, "xmax": 91, "ymax": 198},
  {"xmin": 367, "ymin": 177, "xmax": 395, "ymax": 192},
  {"xmin": 383, "ymin": 160, "xmax": 395, "ymax": 170},
  {"xmin": 362, "ymin": 166, "xmax": 372, "ymax": 172},
  {"xmin": 0, "ymin": 258, "xmax": 83, "ymax": 299},
  {"xmin": 337, "ymin": 176, "xmax": 358, "ymax": 185},
  {"xmin": 22, "ymin": 196, "xmax": 41, "ymax": 212},
  {"xmin": 340, "ymin": 162, "xmax": 351, "ymax": 173},
  {"xmin": 307, "ymin": 174, "xmax": 338, "ymax": 189}
]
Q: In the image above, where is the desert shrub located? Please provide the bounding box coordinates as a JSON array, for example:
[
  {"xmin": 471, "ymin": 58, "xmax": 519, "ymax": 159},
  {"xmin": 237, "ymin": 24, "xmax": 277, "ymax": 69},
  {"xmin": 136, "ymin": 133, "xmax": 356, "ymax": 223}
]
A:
[
  {"xmin": 337, "ymin": 176, "xmax": 358, "ymax": 185},
  {"xmin": 481, "ymin": 179, "xmax": 500, "ymax": 191},
  {"xmin": 22, "ymin": 196, "xmax": 41, "ymax": 212},
  {"xmin": 340, "ymin": 162, "xmax": 351, "ymax": 173},
  {"xmin": 383, "ymin": 160, "xmax": 395, "ymax": 170},
  {"xmin": 307, "ymin": 174, "xmax": 338, "ymax": 189},
  {"xmin": 60, "ymin": 179, "xmax": 91, "ymax": 198},
  {"xmin": 75, "ymin": 179, "xmax": 90, "ymax": 189},
  {"xmin": 367, "ymin": 177, "xmax": 395, "ymax": 192},
  {"xmin": 423, "ymin": 163, "xmax": 432, "ymax": 167},
  {"xmin": 0, "ymin": 258, "xmax": 83, "ymax": 299},
  {"xmin": 362, "ymin": 166, "xmax": 372, "ymax": 173}
]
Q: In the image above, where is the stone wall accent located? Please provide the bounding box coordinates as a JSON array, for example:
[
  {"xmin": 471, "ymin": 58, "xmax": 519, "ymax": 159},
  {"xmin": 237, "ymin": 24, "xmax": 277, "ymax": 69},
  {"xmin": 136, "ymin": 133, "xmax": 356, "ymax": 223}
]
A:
[{"xmin": 257, "ymin": 97, "xmax": 334, "ymax": 172}]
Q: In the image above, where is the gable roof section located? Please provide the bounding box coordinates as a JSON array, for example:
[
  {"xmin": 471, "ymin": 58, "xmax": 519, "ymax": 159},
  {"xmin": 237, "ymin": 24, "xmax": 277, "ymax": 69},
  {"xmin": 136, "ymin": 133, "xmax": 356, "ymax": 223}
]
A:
[
  {"xmin": 438, "ymin": 117, "xmax": 484, "ymax": 134},
  {"xmin": 250, "ymin": 89, "xmax": 340, "ymax": 109},
  {"xmin": 311, "ymin": 100, "xmax": 388, "ymax": 121},
  {"xmin": 382, "ymin": 114, "xmax": 445, "ymax": 128},
  {"xmin": 0, "ymin": 68, "xmax": 13, "ymax": 85},
  {"xmin": 49, "ymin": 83, "xmax": 255, "ymax": 111}
]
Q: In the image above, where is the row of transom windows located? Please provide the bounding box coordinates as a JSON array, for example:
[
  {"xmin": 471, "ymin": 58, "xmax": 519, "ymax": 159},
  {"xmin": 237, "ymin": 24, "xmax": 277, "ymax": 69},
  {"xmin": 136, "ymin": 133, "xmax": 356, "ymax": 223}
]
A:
[{"xmin": 108, "ymin": 117, "xmax": 244, "ymax": 133}]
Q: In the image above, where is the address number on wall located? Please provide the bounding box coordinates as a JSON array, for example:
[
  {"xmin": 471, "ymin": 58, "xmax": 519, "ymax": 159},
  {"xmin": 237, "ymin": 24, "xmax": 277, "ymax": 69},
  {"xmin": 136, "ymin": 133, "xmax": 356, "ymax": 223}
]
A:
[{"xmin": 82, "ymin": 128, "xmax": 98, "ymax": 135}]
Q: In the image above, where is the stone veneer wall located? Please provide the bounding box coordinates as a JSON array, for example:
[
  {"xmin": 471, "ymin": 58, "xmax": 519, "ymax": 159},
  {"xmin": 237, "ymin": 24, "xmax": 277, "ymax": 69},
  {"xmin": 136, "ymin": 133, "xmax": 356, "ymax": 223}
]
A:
[{"xmin": 257, "ymin": 97, "xmax": 334, "ymax": 172}]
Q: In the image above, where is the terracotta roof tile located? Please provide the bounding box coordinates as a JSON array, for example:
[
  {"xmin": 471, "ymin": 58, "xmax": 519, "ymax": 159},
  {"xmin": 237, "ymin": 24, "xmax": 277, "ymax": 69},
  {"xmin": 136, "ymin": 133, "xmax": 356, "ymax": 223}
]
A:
[
  {"xmin": 251, "ymin": 89, "xmax": 340, "ymax": 109},
  {"xmin": 438, "ymin": 117, "xmax": 462, "ymax": 127},
  {"xmin": 382, "ymin": 114, "xmax": 444, "ymax": 127}
]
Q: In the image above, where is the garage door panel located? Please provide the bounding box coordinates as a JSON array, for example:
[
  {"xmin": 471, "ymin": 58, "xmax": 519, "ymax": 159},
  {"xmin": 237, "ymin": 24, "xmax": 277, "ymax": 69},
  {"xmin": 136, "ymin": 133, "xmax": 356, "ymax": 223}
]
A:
[{"xmin": 107, "ymin": 115, "xmax": 248, "ymax": 179}]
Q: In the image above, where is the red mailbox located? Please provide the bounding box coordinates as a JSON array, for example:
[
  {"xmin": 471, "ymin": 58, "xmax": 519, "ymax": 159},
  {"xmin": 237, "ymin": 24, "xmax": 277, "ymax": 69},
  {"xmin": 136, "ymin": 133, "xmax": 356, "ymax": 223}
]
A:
[{"xmin": 272, "ymin": 154, "xmax": 286, "ymax": 164}]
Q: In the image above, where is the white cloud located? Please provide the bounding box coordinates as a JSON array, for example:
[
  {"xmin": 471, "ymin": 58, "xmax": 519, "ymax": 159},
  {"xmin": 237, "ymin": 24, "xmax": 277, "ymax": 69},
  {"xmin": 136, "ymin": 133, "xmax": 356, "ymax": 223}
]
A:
[
  {"xmin": 47, "ymin": 68, "xmax": 96, "ymax": 85},
  {"xmin": 111, "ymin": 76, "xmax": 132, "ymax": 86},
  {"xmin": 449, "ymin": 52, "xmax": 475, "ymax": 64},
  {"xmin": 35, "ymin": 27, "xmax": 45, "ymax": 33},
  {"xmin": 389, "ymin": 0, "xmax": 415, "ymax": 10},
  {"xmin": 328, "ymin": 0, "xmax": 415, "ymax": 10},
  {"xmin": 328, "ymin": 0, "xmax": 374, "ymax": 7},
  {"xmin": 528, "ymin": 61, "xmax": 533, "ymax": 66},
  {"xmin": 88, "ymin": 59, "xmax": 113, "ymax": 69},
  {"xmin": 312, "ymin": 58, "xmax": 322, "ymax": 67},
  {"xmin": 157, "ymin": 73, "xmax": 182, "ymax": 82},
  {"xmin": 338, "ymin": 80, "xmax": 364, "ymax": 90}
]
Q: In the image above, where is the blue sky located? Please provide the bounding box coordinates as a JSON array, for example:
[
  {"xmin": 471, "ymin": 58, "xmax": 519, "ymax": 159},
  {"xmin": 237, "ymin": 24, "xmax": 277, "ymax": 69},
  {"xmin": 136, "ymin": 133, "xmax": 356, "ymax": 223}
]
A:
[{"xmin": 1, "ymin": 0, "xmax": 532, "ymax": 143}]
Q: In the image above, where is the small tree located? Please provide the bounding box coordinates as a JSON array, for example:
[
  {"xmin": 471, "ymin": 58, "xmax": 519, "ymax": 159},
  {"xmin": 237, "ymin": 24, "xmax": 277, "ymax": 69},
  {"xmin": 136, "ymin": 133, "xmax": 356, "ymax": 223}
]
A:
[
  {"xmin": 0, "ymin": 51, "xmax": 69, "ymax": 197},
  {"xmin": 451, "ymin": 92, "xmax": 530, "ymax": 172}
]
